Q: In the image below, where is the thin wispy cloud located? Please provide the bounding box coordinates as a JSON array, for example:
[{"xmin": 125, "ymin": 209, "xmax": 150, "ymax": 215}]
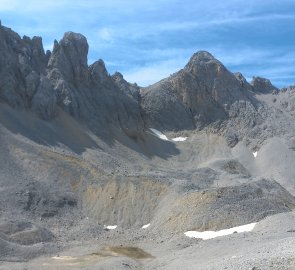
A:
[
  {"xmin": 124, "ymin": 58, "xmax": 187, "ymax": 86},
  {"xmin": 97, "ymin": 28, "xmax": 114, "ymax": 43},
  {"xmin": 0, "ymin": 0, "xmax": 294, "ymax": 87},
  {"xmin": 153, "ymin": 14, "xmax": 295, "ymax": 33}
]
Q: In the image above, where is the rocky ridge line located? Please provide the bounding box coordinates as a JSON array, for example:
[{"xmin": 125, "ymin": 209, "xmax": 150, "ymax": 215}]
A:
[{"xmin": 0, "ymin": 23, "xmax": 293, "ymax": 145}]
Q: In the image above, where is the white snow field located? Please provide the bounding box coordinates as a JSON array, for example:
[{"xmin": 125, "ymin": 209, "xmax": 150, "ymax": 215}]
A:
[
  {"xmin": 172, "ymin": 137, "xmax": 188, "ymax": 142},
  {"xmin": 184, "ymin": 222, "xmax": 256, "ymax": 240},
  {"xmin": 149, "ymin": 128, "xmax": 169, "ymax": 141},
  {"xmin": 142, "ymin": 223, "xmax": 151, "ymax": 229},
  {"xmin": 104, "ymin": 225, "xmax": 118, "ymax": 230}
]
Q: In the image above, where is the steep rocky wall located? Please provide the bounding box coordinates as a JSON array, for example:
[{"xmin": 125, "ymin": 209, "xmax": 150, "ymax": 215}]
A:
[
  {"xmin": 0, "ymin": 24, "xmax": 144, "ymax": 137},
  {"xmin": 0, "ymin": 25, "xmax": 56, "ymax": 119}
]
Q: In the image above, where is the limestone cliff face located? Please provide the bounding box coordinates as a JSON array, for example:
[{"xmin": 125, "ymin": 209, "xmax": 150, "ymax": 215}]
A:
[
  {"xmin": 46, "ymin": 32, "xmax": 144, "ymax": 136},
  {"xmin": 0, "ymin": 24, "xmax": 56, "ymax": 119},
  {"xmin": 0, "ymin": 25, "xmax": 144, "ymax": 136},
  {"xmin": 140, "ymin": 51, "xmax": 257, "ymax": 131}
]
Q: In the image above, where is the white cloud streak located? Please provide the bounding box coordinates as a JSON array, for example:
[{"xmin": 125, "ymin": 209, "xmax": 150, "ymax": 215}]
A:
[{"xmin": 123, "ymin": 58, "xmax": 186, "ymax": 86}]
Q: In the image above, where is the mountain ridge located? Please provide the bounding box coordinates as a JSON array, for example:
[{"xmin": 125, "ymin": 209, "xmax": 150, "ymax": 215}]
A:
[{"xmin": 0, "ymin": 22, "xmax": 292, "ymax": 146}]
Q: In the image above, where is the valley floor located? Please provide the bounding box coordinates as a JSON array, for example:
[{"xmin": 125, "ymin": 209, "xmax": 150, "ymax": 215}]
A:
[
  {"xmin": 1, "ymin": 104, "xmax": 295, "ymax": 270},
  {"xmin": 1, "ymin": 212, "xmax": 295, "ymax": 269}
]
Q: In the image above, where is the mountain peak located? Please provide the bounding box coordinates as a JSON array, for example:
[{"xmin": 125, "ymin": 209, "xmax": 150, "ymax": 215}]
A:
[
  {"xmin": 89, "ymin": 59, "xmax": 109, "ymax": 84},
  {"xmin": 59, "ymin": 32, "xmax": 89, "ymax": 62},
  {"xmin": 187, "ymin": 51, "xmax": 216, "ymax": 65},
  {"xmin": 184, "ymin": 50, "xmax": 224, "ymax": 74},
  {"xmin": 251, "ymin": 76, "xmax": 278, "ymax": 94},
  {"xmin": 48, "ymin": 31, "xmax": 89, "ymax": 82},
  {"xmin": 62, "ymin": 32, "xmax": 88, "ymax": 45}
]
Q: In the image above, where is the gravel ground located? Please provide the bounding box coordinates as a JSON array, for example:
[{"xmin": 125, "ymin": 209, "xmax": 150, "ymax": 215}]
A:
[{"xmin": 1, "ymin": 101, "xmax": 295, "ymax": 269}]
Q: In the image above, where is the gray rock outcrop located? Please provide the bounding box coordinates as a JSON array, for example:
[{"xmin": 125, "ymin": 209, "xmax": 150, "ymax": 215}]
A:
[
  {"xmin": 0, "ymin": 25, "xmax": 56, "ymax": 119},
  {"xmin": 31, "ymin": 76, "xmax": 57, "ymax": 120},
  {"xmin": 251, "ymin": 76, "xmax": 279, "ymax": 94},
  {"xmin": 112, "ymin": 72, "xmax": 141, "ymax": 102}
]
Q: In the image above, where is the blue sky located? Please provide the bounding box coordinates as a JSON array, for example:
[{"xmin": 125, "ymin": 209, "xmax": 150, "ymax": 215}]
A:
[{"xmin": 0, "ymin": 0, "xmax": 294, "ymax": 87}]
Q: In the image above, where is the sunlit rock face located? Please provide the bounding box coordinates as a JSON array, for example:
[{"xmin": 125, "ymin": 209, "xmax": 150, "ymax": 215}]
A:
[{"xmin": 140, "ymin": 51, "xmax": 258, "ymax": 131}]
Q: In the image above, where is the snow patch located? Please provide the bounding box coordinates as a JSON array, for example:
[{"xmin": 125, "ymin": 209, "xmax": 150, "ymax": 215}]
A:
[
  {"xmin": 172, "ymin": 137, "xmax": 188, "ymax": 142},
  {"xmin": 253, "ymin": 151, "xmax": 258, "ymax": 158},
  {"xmin": 184, "ymin": 222, "xmax": 256, "ymax": 240},
  {"xmin": 142, "ymin": 223, "xmax": 150, "ymax": 229},
  {"xmin": 149, "ymin": 128, "xmax": 169, "ymax": 141},
  {"xmin": 104, "ymin": 225, "xmax": 117, "ymax": 230}
]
